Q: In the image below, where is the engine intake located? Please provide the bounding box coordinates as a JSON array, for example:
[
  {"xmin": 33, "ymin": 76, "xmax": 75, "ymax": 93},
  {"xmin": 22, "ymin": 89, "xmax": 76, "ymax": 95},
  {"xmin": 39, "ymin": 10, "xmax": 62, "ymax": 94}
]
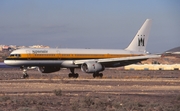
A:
[
  {"xmin": 38, "ymin": 66, "xmax": 61, "ymax": 73},
  {"xmin": 81, "ymin": 62, "xmax": 104, "ymax": 73}
]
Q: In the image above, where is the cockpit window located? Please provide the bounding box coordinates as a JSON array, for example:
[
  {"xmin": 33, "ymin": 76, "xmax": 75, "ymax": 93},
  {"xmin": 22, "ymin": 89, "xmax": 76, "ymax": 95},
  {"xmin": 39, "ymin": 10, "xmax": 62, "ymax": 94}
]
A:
[
  {"xmin": 10, "ymin": 54, "xmax": 15, "ymax": 57},
  {"xmin": 10, "ymin": 54, "xmax": 21, "ymax": 57}
]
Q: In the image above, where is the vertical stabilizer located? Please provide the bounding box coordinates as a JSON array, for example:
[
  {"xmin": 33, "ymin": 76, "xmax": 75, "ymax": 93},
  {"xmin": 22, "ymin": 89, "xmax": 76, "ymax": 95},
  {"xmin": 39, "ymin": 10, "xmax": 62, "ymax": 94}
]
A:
[{"xmin": 125, "ymin": 19, "xmax": 152, "ymax": 52}]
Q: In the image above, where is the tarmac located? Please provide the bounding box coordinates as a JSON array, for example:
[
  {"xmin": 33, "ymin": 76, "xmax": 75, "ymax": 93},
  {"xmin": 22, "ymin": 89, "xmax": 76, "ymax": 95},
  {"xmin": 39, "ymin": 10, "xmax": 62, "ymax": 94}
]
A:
[{"xmin": 0, "ymin": 68, "xmax": 180, "ymax": 110}]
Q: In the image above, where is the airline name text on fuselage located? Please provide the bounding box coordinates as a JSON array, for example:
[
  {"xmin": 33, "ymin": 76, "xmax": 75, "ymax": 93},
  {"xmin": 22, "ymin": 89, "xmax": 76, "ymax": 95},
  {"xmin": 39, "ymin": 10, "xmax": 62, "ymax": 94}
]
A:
[{"xmin": 32, "ymin": 50, "xmax": 48, "ymax": 54}]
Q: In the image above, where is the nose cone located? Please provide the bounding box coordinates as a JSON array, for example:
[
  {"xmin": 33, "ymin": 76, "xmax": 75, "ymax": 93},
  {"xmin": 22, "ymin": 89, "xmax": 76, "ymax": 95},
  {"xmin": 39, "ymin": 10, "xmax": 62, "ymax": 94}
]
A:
[
  {"xmin": 3, "ymin": 59, "xmax": 19, "ymax": 68},
  {"xmin": 4, "ymin": 59, "xmax": 17, "ymax": 66},
  {"xmin": 4, "ymin": 59, "xmax": 9, "ymax": 65},
  {"xmin": 4, "ymin": 57, "xmax": 13, "ymax": 65}
]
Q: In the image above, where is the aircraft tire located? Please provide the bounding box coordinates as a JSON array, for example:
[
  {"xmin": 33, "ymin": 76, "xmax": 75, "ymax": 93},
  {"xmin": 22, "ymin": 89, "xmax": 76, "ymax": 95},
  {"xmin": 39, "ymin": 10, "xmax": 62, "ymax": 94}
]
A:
[
  {"xmin": 68, "ymin": 73, "xmax": 79, "ymax": 78},
  {"xmin": 93, "ymin": 73, "xmax": 103, "ymax": 78},
  {"xmin": 93, "ymin": 73, "xmax": 96, "ymax": 78},
  {"xmin": 68, "ymin": 73, "xmax": 73, "ymax": 78},
  {"xmin": 75, "ymin": 73, "xmax": 79, "ymax": 78},
  {"xmin": 22, "ymin": 73, "xmax": 29, "ymax": 79},
  {"xmin": 99, "ymin": 73, "xmax": 103, "ymax": 78}
]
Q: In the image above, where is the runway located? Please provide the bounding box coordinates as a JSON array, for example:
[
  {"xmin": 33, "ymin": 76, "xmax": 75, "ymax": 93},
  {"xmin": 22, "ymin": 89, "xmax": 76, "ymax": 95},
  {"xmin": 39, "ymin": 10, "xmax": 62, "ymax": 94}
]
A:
[
  {"xmin": 0, "ymin": 68, "xmax": 180, "ymax": 110},
  {"xmin": 0, "ymin": 78, "xmax": 180, "ymax": 96}
]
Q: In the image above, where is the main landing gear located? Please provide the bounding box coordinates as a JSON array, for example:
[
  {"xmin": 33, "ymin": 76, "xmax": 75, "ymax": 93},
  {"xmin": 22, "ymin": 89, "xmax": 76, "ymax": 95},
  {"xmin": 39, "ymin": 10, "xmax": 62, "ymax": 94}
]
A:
[
  {"xmin": 21, "ymin": 67, "xmax": 29, "ymax": 79},
  {"xmin": 68, "ymin": 68, "xmax": 103, "ymax": 78},
  {"xmin": 93, "ymin": 72, "xmax": 103, "ymax": 78},
  {"xmin": 68, "ymin": 68, "xmax": 79, "ymax": 78}
]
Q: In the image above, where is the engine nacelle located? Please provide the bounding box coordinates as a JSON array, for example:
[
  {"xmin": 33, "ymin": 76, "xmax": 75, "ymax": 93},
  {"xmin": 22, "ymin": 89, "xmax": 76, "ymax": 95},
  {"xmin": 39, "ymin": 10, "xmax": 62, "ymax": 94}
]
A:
[
  {"xmin": 81, "ymin": 62, "xmax": 104, "ymax": 73},
  {"xmin": 38, "ymin": 66, "xmax": 61, "ymax": 73}
]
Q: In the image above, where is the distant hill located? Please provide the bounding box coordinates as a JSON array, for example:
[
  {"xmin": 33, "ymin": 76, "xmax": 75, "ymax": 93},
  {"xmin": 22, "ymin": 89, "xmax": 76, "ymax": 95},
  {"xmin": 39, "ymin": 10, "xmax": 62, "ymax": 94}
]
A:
[
  {"xmin": 165, "ymin": 46, "xmax": 180, "ymax": 53},
  {"xmin": 142, "ymin": 56, "xmax": 180, "ymax": 64},
  {"xmin": 163, "ymin": 46, "xmax": 180, "ymax": 58},
  {"xmin": 143, "ymin": 46, "xmax": 180, "ymax": 64}
]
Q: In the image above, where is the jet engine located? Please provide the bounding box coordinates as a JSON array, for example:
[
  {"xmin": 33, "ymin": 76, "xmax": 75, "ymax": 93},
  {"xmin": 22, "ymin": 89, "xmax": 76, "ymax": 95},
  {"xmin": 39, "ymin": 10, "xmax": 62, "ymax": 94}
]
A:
[
  {"xmin": 81, "ymin": 62, "xmax": 104, "ymax": 73},
  {"xmin": 38, "ymin": 66, "xmax": 61, "ymax": 73}
]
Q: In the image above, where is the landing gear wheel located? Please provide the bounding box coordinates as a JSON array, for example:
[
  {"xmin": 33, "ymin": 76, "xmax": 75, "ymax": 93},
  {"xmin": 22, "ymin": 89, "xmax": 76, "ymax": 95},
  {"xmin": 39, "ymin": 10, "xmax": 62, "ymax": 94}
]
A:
[
  {"xmin": 93, "ymin": 72, "xmax": 103, "ymax": 78},
  {"xmin": 68, "ymin": 68, "xmax": 79, "ymax": 78},
  {"xmin": 22, "ymin": 73, "xmax": 29, "ymax": 79},
  {"xmin": 75, "ymin": 73, "xmax": 79, "ymax": 78},
  {"xmin": 68, "ymin": 73, "xmax": 73, "ymax": 78},
  {"xmin": 68, "ymin": 73, "xmax": 79, "ymax": 78},
  {"xmin": 93, "ymin": 73, "xmax": 96, "ymax": 78},
  {"xmin": 99, "ymin": 73, "xmax": 103, "ymax": 78},
  {"xmin": 21, "ymin": 67, "xmax": 29, "ymax": 79}
]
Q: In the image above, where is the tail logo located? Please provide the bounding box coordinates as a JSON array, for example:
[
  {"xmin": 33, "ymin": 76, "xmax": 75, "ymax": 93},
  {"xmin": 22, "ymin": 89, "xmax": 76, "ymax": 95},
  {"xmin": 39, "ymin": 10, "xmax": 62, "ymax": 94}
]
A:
[{"xmin": 138, "ymin": 37, "xmax": 145, "ymax": 46}]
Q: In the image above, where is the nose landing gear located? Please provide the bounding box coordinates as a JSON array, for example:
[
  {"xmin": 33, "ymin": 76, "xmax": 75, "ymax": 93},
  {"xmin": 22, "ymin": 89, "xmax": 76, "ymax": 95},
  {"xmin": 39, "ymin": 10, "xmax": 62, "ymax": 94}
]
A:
[{"xmin": 21, "ymin": 67, "xmax": 29, "ymax": 79}]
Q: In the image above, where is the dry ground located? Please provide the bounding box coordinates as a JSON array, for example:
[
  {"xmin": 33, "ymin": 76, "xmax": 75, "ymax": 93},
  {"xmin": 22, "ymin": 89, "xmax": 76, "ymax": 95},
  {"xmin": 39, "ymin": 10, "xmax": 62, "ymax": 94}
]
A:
[{"xmin": 0, "ymin": 68, "xmax": 180, "ymax": 111}]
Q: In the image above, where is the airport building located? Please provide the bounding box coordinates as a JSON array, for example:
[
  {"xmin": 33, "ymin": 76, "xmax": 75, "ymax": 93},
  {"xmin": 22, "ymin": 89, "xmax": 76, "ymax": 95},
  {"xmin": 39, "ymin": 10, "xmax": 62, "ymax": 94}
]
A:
[
  {"xmin": 124, "ymin": 64, "xmax": 180, "ymax": 70},
  {"xmin": 29, "ymin": 45, "xmax": 50, "ymax": 48},
  {"xmin": 0, "ymin": 45, "xmax": 12, "ymax": 51},
  {"xmin": 0, "ymin": 44, "xmax": 50, "ymax": 51}
]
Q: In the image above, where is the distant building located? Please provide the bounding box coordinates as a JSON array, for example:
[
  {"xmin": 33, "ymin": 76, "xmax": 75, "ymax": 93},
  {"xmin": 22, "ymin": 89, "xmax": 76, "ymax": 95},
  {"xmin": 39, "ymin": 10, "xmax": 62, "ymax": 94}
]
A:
[
  {"xmin": 17, "ymin": 46, "xmax": 27, "ymax": 49},
  {"xmin": 29, "ymin": 45, "xmax": 50, "ymax": 48},
  {"xmin": 9, "ymin": 45, "xmax": 18, "ymax": 50},
  {"xmin": 0, "ymin": 44, "xmax": 51, "ymax": 52},
  {"xmin": 1, "ymin": 45, "xmax": 11, "ymax": 51},
  {"xmin": 124, "ymin": 64, "xmax": 180, "ymax": 70}
]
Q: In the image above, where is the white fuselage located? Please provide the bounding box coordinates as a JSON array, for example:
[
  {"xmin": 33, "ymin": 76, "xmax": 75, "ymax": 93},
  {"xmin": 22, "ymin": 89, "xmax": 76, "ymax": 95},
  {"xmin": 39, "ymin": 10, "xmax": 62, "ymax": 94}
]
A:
[{"xmin": 4, "ymin": 48, "xmax": 145, "ymax": 67}]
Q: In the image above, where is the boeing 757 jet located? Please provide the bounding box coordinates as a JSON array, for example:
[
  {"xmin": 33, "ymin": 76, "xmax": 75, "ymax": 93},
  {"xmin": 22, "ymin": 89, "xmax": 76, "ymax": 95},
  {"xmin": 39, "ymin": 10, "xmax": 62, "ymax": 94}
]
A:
[{"xmin": 4, "ymin": 19, "xmax": 160, "ymax": 78}]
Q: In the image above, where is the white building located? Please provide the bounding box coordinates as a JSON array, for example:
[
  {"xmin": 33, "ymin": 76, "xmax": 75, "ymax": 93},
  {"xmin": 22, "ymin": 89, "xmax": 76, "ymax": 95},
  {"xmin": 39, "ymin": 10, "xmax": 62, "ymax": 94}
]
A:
[{"xmin": 124, "ymin": 64, "xmax": 180, "ymax": 70}]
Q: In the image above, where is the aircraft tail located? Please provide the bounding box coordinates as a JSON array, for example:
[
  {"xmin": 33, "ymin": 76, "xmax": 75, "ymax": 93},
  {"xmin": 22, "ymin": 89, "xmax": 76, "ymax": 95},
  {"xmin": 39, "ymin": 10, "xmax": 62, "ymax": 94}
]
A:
[{"xmin": 125, "ymin": 19, "xmax": 152, "ymax": 52}]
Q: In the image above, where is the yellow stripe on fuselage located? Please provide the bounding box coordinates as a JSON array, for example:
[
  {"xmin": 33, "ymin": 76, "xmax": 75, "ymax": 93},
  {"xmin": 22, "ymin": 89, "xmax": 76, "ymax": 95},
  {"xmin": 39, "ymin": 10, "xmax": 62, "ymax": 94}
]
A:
[{"xmin": 8, "ymin": 53, "xmax": 142, "ymax": 59}]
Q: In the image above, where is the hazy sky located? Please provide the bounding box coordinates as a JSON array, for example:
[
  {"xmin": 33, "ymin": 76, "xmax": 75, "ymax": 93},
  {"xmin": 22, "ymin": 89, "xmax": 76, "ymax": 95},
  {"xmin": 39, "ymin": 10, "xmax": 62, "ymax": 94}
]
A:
[{"xmin": 0, "ymin": 0, "xmax": 180, "ymax": 53}]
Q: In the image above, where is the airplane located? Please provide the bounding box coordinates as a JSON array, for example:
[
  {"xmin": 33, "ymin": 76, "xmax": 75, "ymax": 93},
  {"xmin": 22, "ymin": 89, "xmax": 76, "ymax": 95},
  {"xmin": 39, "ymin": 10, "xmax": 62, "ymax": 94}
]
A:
[{"xmin": 4, "ymin": 19, "xmax": 160, "ymax": 78}]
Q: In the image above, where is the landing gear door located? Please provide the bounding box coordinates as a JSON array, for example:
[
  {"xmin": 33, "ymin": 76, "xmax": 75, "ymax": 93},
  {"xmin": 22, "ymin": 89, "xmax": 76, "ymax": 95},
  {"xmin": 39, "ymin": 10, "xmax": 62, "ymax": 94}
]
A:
[{"xmin": 26, "ymin": 50, "xmax": 31, "ymax": 60}]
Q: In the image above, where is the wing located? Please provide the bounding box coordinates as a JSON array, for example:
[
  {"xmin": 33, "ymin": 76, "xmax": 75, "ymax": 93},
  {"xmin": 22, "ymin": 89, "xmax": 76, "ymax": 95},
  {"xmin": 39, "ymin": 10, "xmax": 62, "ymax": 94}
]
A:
[{"xmin": 74, "ymin": 55, "xmax": 161, "ymax": 67}]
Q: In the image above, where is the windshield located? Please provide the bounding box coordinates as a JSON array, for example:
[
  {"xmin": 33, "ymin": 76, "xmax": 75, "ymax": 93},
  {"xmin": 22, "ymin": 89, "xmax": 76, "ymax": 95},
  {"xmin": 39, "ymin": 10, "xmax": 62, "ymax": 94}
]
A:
[{"xmin": 10, "ymin": 54, "xmax": 21, "ymax": 57}]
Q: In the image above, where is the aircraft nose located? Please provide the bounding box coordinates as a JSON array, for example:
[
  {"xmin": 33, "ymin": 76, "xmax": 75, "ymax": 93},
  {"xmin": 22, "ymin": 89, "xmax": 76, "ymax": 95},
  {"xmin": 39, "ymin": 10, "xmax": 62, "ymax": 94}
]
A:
[
  {"xmin": 4, "ymin": 58, "xmax": 11, "ymax": 65},
  {"xmin": 4, "ymin": 59, "xmax": 8, "ymax": 65}
]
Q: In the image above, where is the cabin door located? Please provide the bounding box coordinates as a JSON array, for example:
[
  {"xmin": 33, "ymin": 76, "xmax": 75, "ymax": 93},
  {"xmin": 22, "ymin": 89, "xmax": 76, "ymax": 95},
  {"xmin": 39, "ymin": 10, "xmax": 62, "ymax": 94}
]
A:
[
  {"xmin": 57, "ymin": 50, "xmax": 61, "ymax": 60},
  {"xmin": 26, "ymin": 50, "xmax": 31, "ymax": 60}
]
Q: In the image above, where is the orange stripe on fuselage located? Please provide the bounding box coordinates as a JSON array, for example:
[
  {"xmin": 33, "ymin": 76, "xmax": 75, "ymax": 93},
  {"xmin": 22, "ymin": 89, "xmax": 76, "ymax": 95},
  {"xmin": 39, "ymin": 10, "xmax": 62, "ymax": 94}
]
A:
[{"xmin": 7, "ymin": 53, "xmax": 143, "ymax": 59}]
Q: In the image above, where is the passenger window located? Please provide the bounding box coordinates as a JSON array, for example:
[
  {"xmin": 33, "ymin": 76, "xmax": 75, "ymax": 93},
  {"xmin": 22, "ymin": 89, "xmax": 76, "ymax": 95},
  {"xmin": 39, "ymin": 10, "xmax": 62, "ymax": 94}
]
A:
[
  {"xmin": 12, "ymin": 54, "xmax": 21, "ymax": 58},
  {"xmin": 10, "ymin": 54, "xmax": 14, "ymax": 57},
  {"xmin": 17, "ymin": 54, "xmax": 21, "ymax": 57}
]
